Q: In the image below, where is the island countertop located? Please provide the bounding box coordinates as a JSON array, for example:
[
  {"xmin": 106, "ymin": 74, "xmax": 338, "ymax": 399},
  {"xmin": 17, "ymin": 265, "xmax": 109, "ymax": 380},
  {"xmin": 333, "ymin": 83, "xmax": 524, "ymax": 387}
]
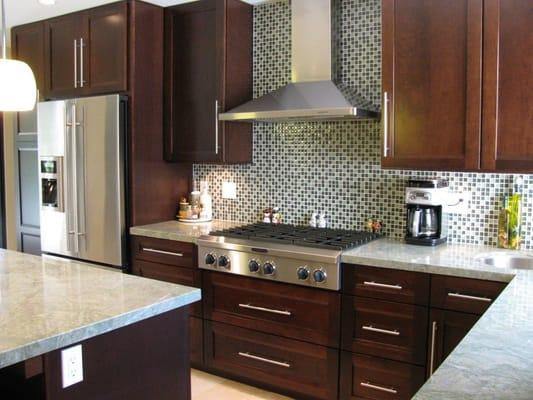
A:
[{"xmin": 0, "ymin": 249, "xmax": 201, "ymax": 370}]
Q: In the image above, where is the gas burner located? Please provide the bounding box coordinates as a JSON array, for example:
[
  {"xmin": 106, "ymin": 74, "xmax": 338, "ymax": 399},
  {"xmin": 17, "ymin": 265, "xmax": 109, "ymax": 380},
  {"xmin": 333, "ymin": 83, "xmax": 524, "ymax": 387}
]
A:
[{"xmin": 209, "ymin": 223, "xmax": 380, "ymax": 251}]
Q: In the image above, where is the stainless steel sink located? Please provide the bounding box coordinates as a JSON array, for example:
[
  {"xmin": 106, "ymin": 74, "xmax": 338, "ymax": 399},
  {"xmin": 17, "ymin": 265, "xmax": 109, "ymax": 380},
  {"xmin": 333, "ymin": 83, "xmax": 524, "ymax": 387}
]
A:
[{"xmin": 478, "ymin": 253, "xmax": 533, "ymax": 270}]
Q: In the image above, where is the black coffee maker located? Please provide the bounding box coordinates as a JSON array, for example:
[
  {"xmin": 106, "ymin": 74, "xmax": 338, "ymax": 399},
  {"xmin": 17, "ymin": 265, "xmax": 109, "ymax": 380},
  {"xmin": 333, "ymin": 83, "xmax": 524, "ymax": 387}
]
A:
[{"xmin": 405, "ymin": 179, "xmax": 448, "ymax": 246}]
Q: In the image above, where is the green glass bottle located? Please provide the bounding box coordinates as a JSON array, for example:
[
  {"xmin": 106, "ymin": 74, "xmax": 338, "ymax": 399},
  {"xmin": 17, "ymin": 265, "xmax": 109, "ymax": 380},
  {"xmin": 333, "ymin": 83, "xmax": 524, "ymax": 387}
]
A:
[{"xmin": 498, "ymin": 191, "xmax": 523, "ymax": 250}]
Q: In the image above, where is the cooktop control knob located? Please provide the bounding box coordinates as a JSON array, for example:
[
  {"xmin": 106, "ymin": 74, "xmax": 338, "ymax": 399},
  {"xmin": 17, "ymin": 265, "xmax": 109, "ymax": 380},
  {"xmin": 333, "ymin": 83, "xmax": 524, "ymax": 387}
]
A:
[
  {"xmin": 205, "ymin": 253, "xmax": 217, "ymax": 266},
  {"xmin": 313, "ymin": 269, "xmax": 327, "ymax": 284},
  {"xmin": 262, "ymin": 262, "xmax": 276, "ymax": 276},
  {"xmin": 217, "ymin": 255, "xmax": 231, "ymax": 270},
  {"xmin": 297, "ymin": 266, "xmax": 310, "ymax": 280},
  {"xmin": 248, "ymin": 260, "xmax": 260, "ymax": 273}
]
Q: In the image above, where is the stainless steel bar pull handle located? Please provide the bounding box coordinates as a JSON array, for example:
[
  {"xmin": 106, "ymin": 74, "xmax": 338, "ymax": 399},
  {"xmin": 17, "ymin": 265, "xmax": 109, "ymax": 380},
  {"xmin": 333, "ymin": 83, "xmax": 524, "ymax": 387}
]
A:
[
  {"xmin": 360, "ymin": 382, "xmax": 398, "ymax": 394},
  {"xmin": 237, "ymin": 352, "xmax": 290, "ymax": 368},
  {"xmin": 79, "ymin": 38, "xmax": 85, "ymax": 87},
  {"xmin": 238, "ymin": 304, "xmax": 292, "ymax": 316},
  {"xmin": 363, "ymin": 281, "xmax": 403, "ymax": 290},
  {"xmin": 383, "ymin": 91, "xmax": 389, "ymax": 157},
  {"xmin": 74, "ymin": 39, "xmax": 78, "ymax": 88},
  {"xmin": 362, "ymin": 325, "xmax": 400, "ymax": 336},
  {"xmin": 142, "ymin": 247, "xmax": 184, "ymax": 257},
  {"xmin": 71, "ymin": 103, "xmax": 79, "ymax": 254},
  {"xmin": 429, "ymin": 321, "xmax": 438, "ymax": 376},
  {"xmin": 448, "ymin": 292, "xmax": 492, "ymax": 303},
  {"xmin": 215, "ymin": 100, "xmax": 220, "ymax": 155}
]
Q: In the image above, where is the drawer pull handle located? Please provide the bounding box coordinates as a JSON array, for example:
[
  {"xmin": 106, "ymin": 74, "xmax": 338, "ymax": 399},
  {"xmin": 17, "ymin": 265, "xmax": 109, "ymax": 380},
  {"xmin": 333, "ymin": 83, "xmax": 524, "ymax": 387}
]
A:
[
  {"xmin": 142, "ymin": 247, "xmax": 184, "ymax": 257},
  {"xmin": 238, "ymin": 352, "xmax": 290, "ymax": 368},
  {"xmin": 448, "ymin": 292, "xmax": 492, "ymax": 303},
  {"xmin": 363, "ymin": 281, "xmax": 403, "ymax": 290},
  {"xmin": 429, "ymin": 321, "xmax": 438, "ymax": 376},
  {"xmin": 360, "ymin": 381, "xmax": 398, "ymax": 394},
  {"xmin": 238, "ymin": 303, "xmax": 292, "ymax": 316},
  {"xmin": 362, "ymin": 325, "xmax": 400, "ymax": 336}
]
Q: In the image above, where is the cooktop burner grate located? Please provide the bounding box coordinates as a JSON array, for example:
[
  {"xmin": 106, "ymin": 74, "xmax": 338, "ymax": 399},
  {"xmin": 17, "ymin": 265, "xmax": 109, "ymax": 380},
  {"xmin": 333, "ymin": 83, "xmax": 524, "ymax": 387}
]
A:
[{"xmin": 210, "ymin": 223, "xmax": 380, "ymax": 251}]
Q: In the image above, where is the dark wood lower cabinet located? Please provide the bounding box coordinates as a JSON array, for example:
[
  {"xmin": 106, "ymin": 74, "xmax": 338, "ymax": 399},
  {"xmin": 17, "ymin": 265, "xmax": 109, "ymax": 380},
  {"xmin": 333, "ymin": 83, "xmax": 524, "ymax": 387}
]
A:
[
  {"xmin": 190, "ymin": 316, "xmax": 204, "ymax": 366},
  {"xmin": 204, "ymin": 321, "xmax": 339, "ymax": 400},
  {"xmin": 340, "ymin": 353, "xmax": 425, "ymax": 400},
  {"xmin": 426, "ymin": 309, "xmax": 480, "ymax": 377},
  {"xmin": 203, "ymin": 271, "xmax": 341, "ymax": 347},
  {"xmin": 341, "ymin": 296, "xmax": 428, "ymax": 365}
]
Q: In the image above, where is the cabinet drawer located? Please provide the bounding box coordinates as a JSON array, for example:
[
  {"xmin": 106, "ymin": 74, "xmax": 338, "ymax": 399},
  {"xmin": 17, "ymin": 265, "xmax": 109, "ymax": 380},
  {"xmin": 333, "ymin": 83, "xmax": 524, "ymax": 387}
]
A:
[
  {"xmin": 203, "ymin": 271, "xmax": 341, "ymax": 347},
  {"xmin": 341, "ymin": 296, "xmax": 428, "ymax": 365},
  {"xmin": 343, "ymin": 265, "xmax": 430, "ymax": 306},
  {"xmin": 132, "ymin": 236, "xmax": 196, "ymax": 268},
  {"xmin": 205, "ymin": 321, "xmax": 339, "ymax": 400},
  {"xmin": 431, "ymin": 275, "xmax": 506, "ymax": 315},
  {"xmin": 190, "ymin": 316, "xmax": 203, "ymax": 366},
  {"xmin": 340, "ymin": 352, "xmax": 425, "ymax": 400},
  {"xmin": 132, "ymin": 259, "xmax": 202, "ymax": 317}
]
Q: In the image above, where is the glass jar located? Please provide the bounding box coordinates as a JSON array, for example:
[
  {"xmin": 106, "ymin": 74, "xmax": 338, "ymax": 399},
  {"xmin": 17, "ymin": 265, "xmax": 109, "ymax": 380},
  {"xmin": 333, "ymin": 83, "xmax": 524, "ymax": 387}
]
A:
[{"xmin": 498, "ymin": 194, "xmax": 522, "ymax": 250}]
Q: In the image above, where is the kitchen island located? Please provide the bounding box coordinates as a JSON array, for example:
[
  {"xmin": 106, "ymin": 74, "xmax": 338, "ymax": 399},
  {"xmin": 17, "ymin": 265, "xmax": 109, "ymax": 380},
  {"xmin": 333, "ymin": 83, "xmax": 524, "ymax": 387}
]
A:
[{"xmin": 0, "ymin": 249, "xmax": 201, "ymax": 399}]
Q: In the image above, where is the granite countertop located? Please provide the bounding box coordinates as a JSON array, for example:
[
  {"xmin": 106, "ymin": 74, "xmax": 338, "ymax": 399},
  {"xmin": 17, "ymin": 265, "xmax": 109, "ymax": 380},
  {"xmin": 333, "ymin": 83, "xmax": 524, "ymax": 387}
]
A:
[
  {"xmin": 129, "ymin": 220, "xmax": 533, "ymax": 398},
  {"xmin": 342, "ymin": 239, "xmax": 533, "ymax": 399},
  {"xmin": 0, "ymin": 250, "xmax": 201, "ymax": 370},
  {"xmin": 130, "ymin": 219, "xmax": 240, "ymax": 244}
]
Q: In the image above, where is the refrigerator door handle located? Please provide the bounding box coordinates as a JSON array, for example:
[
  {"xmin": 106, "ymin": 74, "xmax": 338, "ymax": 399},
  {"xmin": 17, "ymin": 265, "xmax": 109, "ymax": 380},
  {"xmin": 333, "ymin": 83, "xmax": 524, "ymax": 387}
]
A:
[{"xmin": 71, "ymin": 102, "xmax": 80, "ymax": 254}]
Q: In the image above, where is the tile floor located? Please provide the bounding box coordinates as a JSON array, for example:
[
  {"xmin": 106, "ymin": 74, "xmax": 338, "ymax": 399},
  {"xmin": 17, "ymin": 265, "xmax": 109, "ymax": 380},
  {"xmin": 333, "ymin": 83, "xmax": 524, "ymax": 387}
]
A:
[{"xmin": 191, "ymin": 369, "xmax": 293, "ymax": 400}]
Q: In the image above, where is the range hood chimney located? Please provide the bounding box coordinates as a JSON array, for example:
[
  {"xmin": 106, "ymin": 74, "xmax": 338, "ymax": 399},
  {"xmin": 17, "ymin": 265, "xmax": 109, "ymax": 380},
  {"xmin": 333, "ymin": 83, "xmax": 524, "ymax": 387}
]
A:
[{"xmin": 219, "ymin": 0, "xmax": 379, "ymax": 122}]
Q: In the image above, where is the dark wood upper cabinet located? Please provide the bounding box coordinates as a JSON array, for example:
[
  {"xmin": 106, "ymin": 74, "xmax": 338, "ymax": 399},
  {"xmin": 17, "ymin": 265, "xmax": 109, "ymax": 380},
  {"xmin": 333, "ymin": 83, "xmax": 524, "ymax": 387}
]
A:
[
  {"xmin": 382, "ymin": 0, "xmax": 483, "ymax": 171},
  {"xmin": 12, "ymin": 22, "xmax": 45, "ymax": 97},
  {"xmin": 164, "ymin": 0, "xmax": 252, "ymax": 163},
  {"xmin": 44, "ymin": 2, "xmax": 128, "ymax": 99},
  {"xmin": 481, "ymin": 0, "xmax": 533, "ymax": 172},
  {"xmin": 85, "ymin": 2, "xmax": 129, "ymax": 94}
]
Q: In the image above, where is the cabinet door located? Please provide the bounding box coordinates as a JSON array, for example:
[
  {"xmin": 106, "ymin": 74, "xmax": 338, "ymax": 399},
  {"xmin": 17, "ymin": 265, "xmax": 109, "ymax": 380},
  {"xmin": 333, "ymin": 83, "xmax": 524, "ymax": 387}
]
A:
[
  {"xmin": 164, "ymin": 0, "xmax": 252, "ymax": 163},
  {"xmin": 427, "ymin": 309, "xmax": 479, "ymax": 377},
  {"xmin": 85, "ymin": 2, "xmax": 128, "ymax": 94},
  {"xmin": 12, "ymin": 22, "xmax": 45, "ymax": 134},
  {"xmin": 44, "ymin": 14, "xmax": 84, "ymax": 99},
  {"xmin": 481, "ymin": 0, "xmax": 533, "ymax": 171},
  {"xmin": 164, "ymin": 1, "xmax": 221, "ymax": 163},
  {"xmin": 382, "ymin": 0, "xmax": 482, "ymax": 170}
]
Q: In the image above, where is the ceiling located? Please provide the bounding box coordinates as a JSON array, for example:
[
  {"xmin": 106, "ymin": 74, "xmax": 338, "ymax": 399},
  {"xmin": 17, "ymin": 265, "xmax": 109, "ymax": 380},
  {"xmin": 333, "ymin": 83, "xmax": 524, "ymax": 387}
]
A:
[{"xmin": 4, "ymin": 0, "xmax": 269, "ymax": 30}]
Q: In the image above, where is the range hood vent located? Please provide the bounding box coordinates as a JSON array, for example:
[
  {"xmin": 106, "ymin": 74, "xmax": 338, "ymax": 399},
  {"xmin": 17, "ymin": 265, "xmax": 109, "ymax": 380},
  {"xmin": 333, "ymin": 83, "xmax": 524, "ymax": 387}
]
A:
[{"xmin": 219, "ymin": 0, "xmax": 379, "ymax": 123}]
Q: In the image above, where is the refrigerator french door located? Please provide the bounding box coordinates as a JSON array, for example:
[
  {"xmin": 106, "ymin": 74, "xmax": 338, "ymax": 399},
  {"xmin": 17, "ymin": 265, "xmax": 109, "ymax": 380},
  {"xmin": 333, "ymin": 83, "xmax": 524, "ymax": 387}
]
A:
[{"xmin": 38, "ymin": 94, "xmax": 126, "ymax": 268}]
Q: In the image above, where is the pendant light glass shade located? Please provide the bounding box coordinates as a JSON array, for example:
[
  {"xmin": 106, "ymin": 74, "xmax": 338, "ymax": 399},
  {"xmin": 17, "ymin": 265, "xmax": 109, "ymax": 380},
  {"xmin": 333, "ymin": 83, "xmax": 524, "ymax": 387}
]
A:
[
  {"xmin": 0, "ymin": 0, "xmax": 38, "ymax": 112},
  {"xmin": 0, "ymin": 58, "xmax": 37, "ymax": 111}
]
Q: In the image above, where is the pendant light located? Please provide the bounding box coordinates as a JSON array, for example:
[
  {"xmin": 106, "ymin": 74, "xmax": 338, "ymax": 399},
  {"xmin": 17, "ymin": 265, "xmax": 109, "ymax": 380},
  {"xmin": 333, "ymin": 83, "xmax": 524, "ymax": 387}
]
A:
[{"xmin": 0, "ymin": 0, "xmax": 37, "ymax": 111}]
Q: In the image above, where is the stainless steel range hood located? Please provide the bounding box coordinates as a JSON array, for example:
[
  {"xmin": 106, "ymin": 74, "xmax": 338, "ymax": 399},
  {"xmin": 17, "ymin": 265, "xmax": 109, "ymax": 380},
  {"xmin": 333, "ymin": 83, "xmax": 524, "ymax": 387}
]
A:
[{"xmin": 219, "ymin": 0, "xmax": 379, "ymax": 122}]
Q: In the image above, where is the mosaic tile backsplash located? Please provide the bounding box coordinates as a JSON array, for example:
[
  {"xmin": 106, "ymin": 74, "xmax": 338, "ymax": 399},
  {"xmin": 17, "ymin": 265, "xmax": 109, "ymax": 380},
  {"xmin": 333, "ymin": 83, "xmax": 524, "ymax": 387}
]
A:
[{"xmin": 193, "ymin": 0, "xmax": 533, "ymax": 249}]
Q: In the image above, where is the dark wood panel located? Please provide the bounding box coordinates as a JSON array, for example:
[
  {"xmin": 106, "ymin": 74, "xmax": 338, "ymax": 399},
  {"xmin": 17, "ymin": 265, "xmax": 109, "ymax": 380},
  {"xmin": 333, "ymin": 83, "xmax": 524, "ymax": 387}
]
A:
[
  {"xmin": 163, "ymin": 0, "xmax": 252, "ymax": 163},
  {"xmin": 430, "ymin": 275, "xmax": 506, "ymax": 315},
  {"xmin": 205, "ymin": 321, "xmax": 339, "ymax": 400},
  {"xmin": 44, "ymin": 308, "xmax": 190, "ymax": 400},
  {"xmin": 131, "ymin": 236, "xmax": 196, "ymax": 268},
  {"xmin": 86, "ymin": 2, "xmax": 129, "ymax": 94},
  {"xmin": 190, "ymin": 316, "xmax": 204, "ymax": 366},
  {"xmin": 12, "ymin": 22, "xmax": 45, "ymax": 134},
  {"xmin": 427, "ymin": 309, "xmax": 479, "ymax": 377},
  {"xmin": 481, "ymin": 0, "xmax": 533, "ymax": 171},
  {"xmin": 44, "ymin": 14, "xmax": 83, "ymax": 98},
  {"xmin": 342, "ymin": 264, "xmax": 430, "ymax": 305},
  {"xmin": 341, "ymin": 296, "xmax": 428, "ymax": 365},
  {"xmin": 128, "ymin": 1, "xmax": 191, "ymax": 226},
  {"xmin": 382, "ymin": 0, "xmax": 482, "ymax": 170},
  {"xmin": 17, "ymin": 147, "xmax": 40, "ymax": 229},
  {"xmin": 203, "ymin": 271, "xmax": 341, "ymax": 348},
  {"xmin": 339, "ymin": 352, "xmax": 425, "ymax": 400},
  {"xmin": 131, "ymin": 259, "xmax": 202, "ymax": 317}
]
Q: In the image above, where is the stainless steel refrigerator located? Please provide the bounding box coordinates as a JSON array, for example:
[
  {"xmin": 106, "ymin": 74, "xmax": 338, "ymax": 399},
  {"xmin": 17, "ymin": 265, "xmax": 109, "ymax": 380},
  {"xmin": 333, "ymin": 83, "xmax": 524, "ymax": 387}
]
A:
[{"xmin": 38, "ymin": 94, "xmax": 127, "ymax": 268}]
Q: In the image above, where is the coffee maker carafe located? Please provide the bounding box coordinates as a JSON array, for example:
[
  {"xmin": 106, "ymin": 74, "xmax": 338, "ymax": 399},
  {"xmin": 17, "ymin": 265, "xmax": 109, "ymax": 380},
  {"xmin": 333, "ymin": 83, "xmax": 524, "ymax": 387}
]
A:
[{"xmin": 405, "ymin": 179, "xmax": 449, "ymax": 246}]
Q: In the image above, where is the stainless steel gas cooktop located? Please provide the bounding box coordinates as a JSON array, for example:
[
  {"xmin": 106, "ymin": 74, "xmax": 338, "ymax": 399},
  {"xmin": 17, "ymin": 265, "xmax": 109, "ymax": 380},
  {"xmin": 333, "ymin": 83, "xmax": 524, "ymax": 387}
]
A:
[{"xmin": 197, "ymin": 223, "xmax": 380, "ymax": 291}]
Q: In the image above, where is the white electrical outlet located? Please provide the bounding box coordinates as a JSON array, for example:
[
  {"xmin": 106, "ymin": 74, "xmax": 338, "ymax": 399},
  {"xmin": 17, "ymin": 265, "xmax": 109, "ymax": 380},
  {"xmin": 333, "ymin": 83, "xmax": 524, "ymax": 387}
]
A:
[
  {"xmin": 446, "ymin": 191, "xmax": 472, "ymax": 215},
  {"xmin": 222, "ymin": 182, "xmax": 237, "ymax": 199},
  {"xmin": 61, "ymin": 344, "xmax": 84, "ymax": 388}
]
